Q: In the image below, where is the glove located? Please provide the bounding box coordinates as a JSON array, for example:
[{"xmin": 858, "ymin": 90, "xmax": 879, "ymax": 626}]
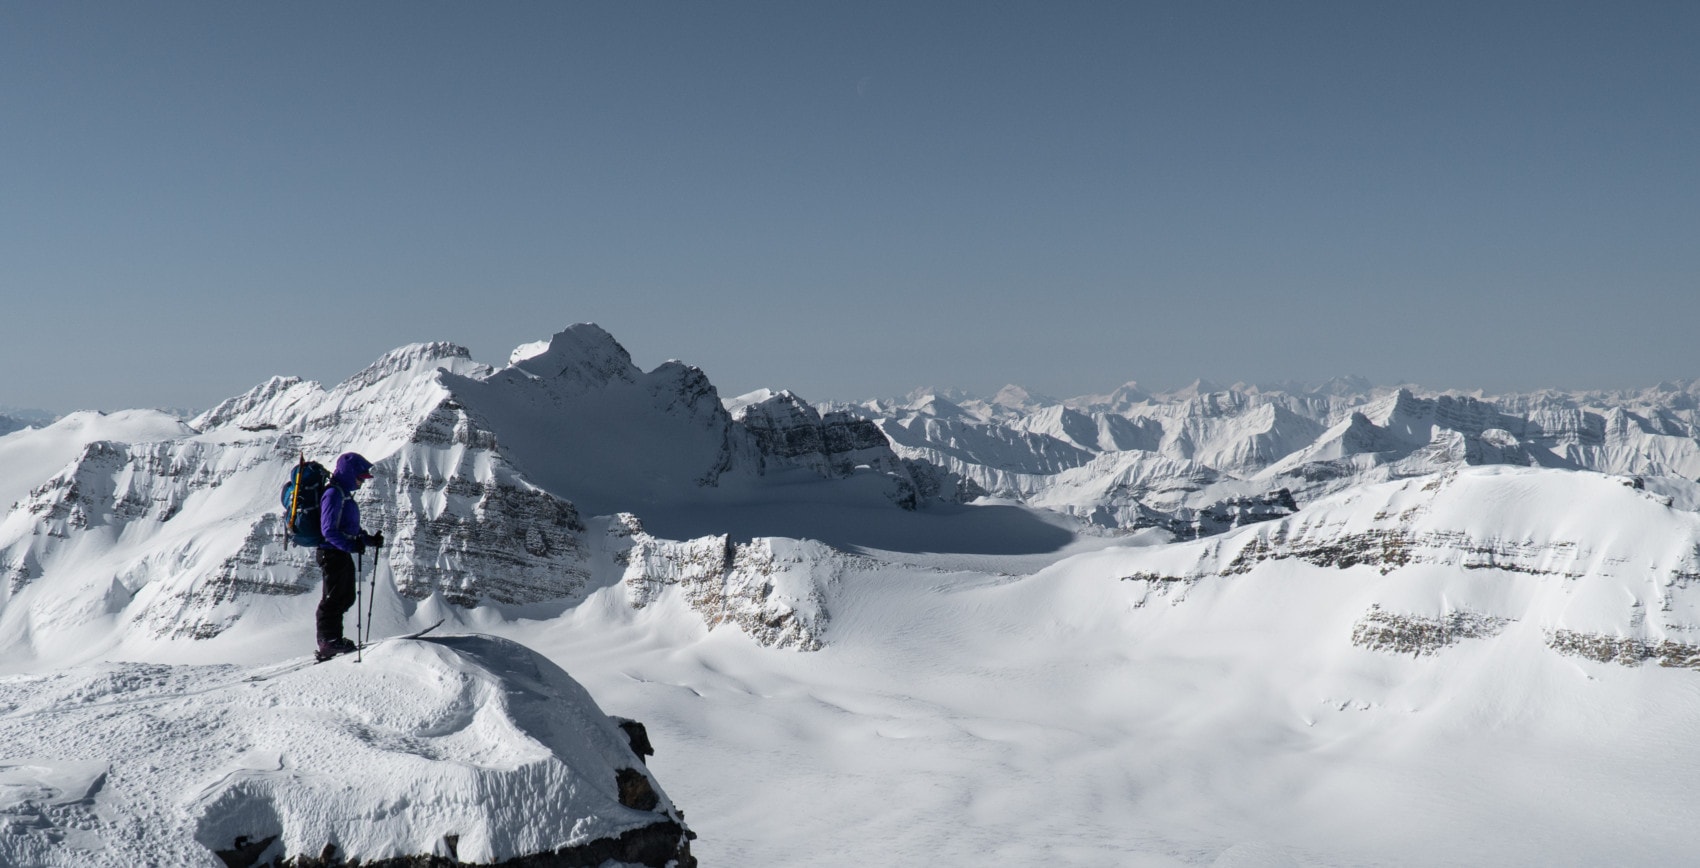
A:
[{"xmin": 371, "ymin": 531, "xmax": 385, "ymax": 550}]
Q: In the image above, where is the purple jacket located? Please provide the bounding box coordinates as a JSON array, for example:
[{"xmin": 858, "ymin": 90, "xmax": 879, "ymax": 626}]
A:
[{"xmin": 319, "ymin": 452, "xmax": 374, "ymax": 552}]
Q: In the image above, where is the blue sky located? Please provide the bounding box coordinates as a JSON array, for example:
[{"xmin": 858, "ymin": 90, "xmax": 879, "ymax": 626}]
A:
[{"xmin": 4, "ymin": 1, "xmax": 1696, "ymax": 413}]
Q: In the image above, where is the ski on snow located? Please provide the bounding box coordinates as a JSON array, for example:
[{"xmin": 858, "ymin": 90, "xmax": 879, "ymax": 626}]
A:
[{"xmin": 246, "ymin": 619, "xmax": 448, "ymax": 681}]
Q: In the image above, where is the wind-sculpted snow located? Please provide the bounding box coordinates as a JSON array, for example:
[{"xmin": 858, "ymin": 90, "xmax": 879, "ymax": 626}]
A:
[{"xmin": 0, "ymin": 633, "xmax": 693, "ymax": 867}]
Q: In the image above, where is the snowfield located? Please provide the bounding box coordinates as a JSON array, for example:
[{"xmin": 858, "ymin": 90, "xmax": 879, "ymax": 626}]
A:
[
  {"xmin": 4, "ymin": 326, "xmax": 1700, "ymax": 866},
  {"xmin": 518, "ymin": 466, "xmax": 1700, "ymax": 866}
]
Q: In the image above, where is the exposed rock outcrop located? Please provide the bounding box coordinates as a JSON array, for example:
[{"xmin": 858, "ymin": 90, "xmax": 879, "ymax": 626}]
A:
[
  {"xmin": 1545, "ymin": 628, "xmax": 1700, "ymax": 668},
  {"xmin": 1351, "ymin": 605, "xmax": 1513, "ymax": 656},
  {"xmin": 612, "ymin": 514, "xmax": 851, "ymax": 650}
]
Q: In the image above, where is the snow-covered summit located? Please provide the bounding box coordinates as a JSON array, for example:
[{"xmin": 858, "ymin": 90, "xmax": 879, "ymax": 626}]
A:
[
  {"xmin": 499, "ymin": 323, "xmax": 640, "ymax": 393},
  {"xmin": 0, "ymin": 631, "xmax": 693, "ymax": 867}
]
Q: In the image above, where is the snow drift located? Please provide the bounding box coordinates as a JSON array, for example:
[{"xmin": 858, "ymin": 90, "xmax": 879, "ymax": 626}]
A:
[{"xmin": 0, "ymin": 632, "xmax": 693, "ymax": 867}]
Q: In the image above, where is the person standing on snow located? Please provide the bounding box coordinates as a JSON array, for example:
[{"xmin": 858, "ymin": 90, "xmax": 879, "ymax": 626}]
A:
[{"xmin": 316, "ymin": 452, "xmax": 383, "ymax": 660}]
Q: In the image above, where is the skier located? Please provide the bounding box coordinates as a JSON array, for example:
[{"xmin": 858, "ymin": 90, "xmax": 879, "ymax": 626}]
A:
[{"xmin": 316, "ymin": 452, "xmax": 384, "ymax": 660}]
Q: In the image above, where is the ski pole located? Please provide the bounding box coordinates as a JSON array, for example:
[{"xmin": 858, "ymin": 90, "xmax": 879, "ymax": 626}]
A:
[
  {"xmin": 355, "ymin": 551, "xmax": 364, "ymax": 663},
  {"xmin": 365, "ymin": 547, "xmax": 379, "ymax": 647}
]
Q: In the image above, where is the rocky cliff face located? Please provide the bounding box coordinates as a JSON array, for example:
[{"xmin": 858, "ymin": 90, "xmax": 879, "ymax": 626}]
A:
[
  {"xmin": 730, "ymin": 389, "xmax": 983, "ymax": 509},
  {"xmin": 610, "ymin": 513, "xmax": 853, "ymax": 651}
]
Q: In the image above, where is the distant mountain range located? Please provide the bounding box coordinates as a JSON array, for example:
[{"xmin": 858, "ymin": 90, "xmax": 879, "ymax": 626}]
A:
[{"xmin": 830, "ymin": 376, "xmax": 1700, "ymax": 536}]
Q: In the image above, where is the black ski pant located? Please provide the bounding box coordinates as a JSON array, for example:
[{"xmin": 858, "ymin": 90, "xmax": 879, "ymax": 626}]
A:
[{"xmin": 316, "ymin": 547, "xmax": 358, "ymax": 643}]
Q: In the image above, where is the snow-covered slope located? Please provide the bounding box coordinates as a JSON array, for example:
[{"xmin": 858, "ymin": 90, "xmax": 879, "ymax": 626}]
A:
[
  {"xmin": 515, "ymin": 464, "xmax": 1700, "ymax": 866},
  {"xmin": 0, "ymin": 632, "xmax": 692, "ymax": 867}
]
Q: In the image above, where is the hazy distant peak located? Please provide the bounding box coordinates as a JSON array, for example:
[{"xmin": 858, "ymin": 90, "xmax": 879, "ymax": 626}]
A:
[
  {"xmin": 1106, "ymin": 380, "xmax": 1151, "ymax": 403},
  {"xmin": 903, "ymin": 386, "xmax": 977, "ymax": 405},
  {"xmin": 992, "ymin": 384, "xmax": 1054, "ymax": 410},
  {"xmin": 1168, "ymin": 379, "xmax": 1224, "ymax": 399},
  {"xmin": 906, "ymin": 393, "xmax": 970, "ymax": 419},
  {"xmin": 1310, "ymin": 374, "xmax": 1375, "ymax": 396}
]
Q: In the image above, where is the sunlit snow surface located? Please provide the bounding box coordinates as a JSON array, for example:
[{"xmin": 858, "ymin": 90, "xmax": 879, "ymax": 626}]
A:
[
  {"xmin": 521, "ymin": 472, "xmax": 1700, "ymax": 866},
  {"xmin": 0, "ymin": 634, "xmax": 676, "ymax": 867}
]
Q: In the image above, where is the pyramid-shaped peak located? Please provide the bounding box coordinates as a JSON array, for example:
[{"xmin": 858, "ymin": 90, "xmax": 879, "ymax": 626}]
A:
[
  {"xmin": 506, "ymin": 324, "xmax": 639, "ymax": 384},
  {"xmin": 992, "ymin": 384, "xmax": 1054, "ymax": 410}
]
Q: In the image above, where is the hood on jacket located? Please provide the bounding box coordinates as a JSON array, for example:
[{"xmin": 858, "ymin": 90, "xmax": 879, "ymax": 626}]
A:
[{"xmin": 331, "ymin": 452, "xmax": 374, "ymax": 490}]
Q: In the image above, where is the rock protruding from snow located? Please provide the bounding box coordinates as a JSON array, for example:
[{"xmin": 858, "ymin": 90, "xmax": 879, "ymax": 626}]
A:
[
  {"xmin": 0, "ymin": 633, "xmax": 694, "ymax": 868},
  {"xmin": 610, "ymin": 514, "xmax": 847, "ymax": 651}
]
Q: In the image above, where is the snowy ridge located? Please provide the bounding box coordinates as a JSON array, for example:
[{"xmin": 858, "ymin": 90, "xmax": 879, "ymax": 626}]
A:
[
  {"xmin": 0, "ymin": 633, "xmax": 692, "ymax": 867},
  {"xmin": 1115, "ymin": 465, "xmax": 1700, "ymax": 662}
]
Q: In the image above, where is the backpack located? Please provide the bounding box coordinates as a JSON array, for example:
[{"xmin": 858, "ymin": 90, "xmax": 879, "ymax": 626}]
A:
[{"xmin": 280, "ymin": 459, "xmax": 330, "ymax": 547}]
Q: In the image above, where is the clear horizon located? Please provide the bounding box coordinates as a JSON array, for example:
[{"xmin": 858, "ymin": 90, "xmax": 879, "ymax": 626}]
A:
[{"xmin": 5, "ymin": 2, "xmax": 1697, "ymax": 414}]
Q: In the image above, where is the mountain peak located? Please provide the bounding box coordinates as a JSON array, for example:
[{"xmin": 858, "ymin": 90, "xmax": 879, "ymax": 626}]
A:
[
  {"xmin": 992, "ymin": 384, "xmax": 1054, "ymax": 410},
  {"xmin": 504, "ymin": 324, "xmax": 639, "ymax": 389},
  {"xmin": 342, "ymin": 342, "xmax": 475, "ymax": 392},
  {"xmin": 906, "ymin": 393, "xmax": 970, "ymax": 419}
]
